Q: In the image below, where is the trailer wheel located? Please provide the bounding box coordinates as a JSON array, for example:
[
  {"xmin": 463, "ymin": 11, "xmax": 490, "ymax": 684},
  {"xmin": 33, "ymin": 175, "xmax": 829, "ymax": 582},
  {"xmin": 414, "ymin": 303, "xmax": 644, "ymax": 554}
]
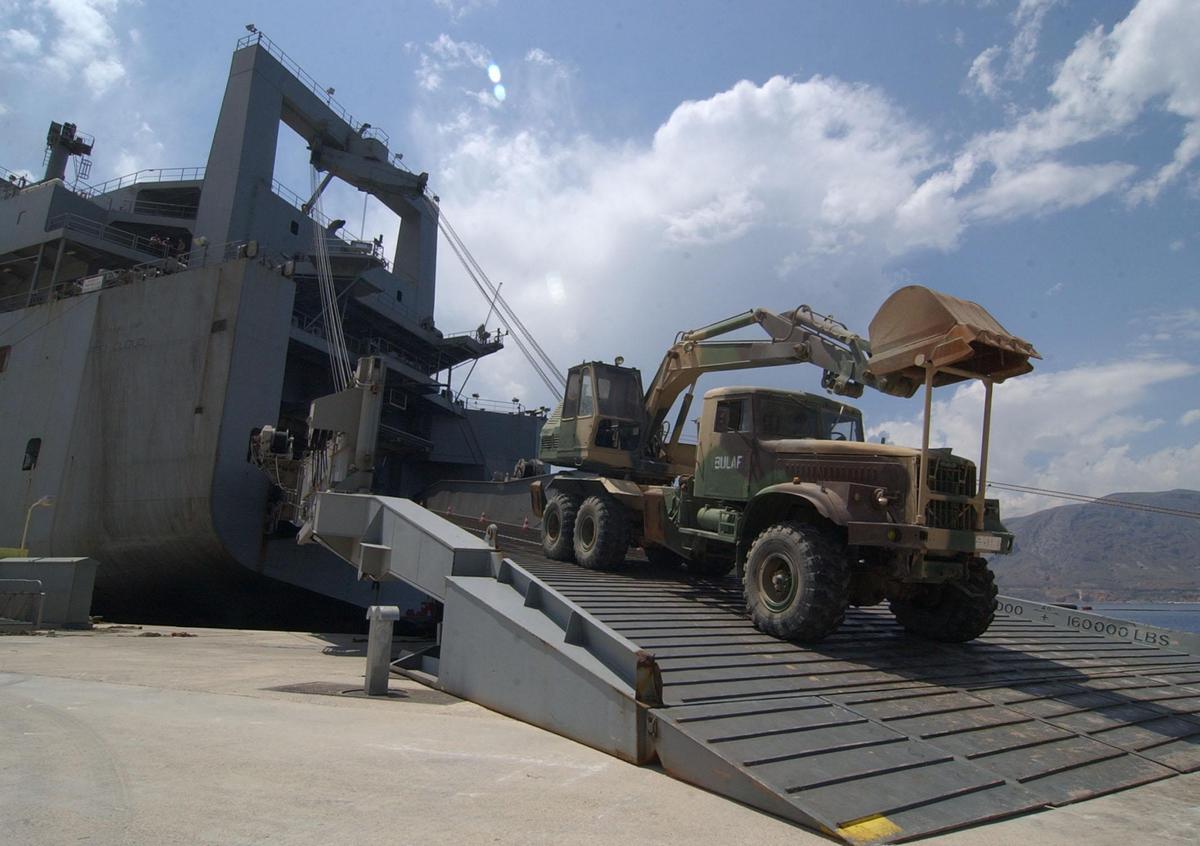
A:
[
  {"xmin": 743, "ymin": 522, "xmax": 849, "ymax": 642},
  {"xmin": 889, "ymin": 558, "xmax": 997, "ymax": 643},
  {"xmin": 573, "ymin": 495, "xmax": 629, "ymax": 570},
  {"xmin": 541, "ymin": 491, "xmax": 580, "ymax": 562}
]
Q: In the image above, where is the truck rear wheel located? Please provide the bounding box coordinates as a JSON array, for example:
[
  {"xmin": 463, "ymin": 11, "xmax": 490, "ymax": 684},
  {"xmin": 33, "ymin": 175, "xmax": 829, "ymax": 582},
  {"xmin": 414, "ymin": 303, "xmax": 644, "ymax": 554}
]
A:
[
  {"xmin": 573, "ymin": 495, "xmax": 629, "ymax": 570},
  {"xmin": 541, "ymin": 491, "xmax": 580, "ymax": 562},
  {"xmin": 743, "ymin": 522, "xmax": 849, "ymax": 642},
  {"xmin": 889, "ymin": 558, "xmax": 997, "ymax": 643}
]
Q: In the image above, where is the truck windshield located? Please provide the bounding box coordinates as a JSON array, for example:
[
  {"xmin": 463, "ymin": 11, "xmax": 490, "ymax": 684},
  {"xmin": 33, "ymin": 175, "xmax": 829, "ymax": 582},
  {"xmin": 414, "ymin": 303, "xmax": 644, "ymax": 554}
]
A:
[{"xmin": 756, "ymin": 396, "xmax": 863, "ymax": 442}]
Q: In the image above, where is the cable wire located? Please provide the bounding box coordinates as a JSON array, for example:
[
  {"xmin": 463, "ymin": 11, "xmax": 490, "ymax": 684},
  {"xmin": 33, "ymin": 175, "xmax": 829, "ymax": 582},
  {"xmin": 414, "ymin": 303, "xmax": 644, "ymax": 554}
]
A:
[
  {"xmin": 988, "ymin": 481, "xmax": 1200, "ymax": 520},
  {"xmin": 426, "ymin": 196, "xmax": 565, "ymax": 394}
]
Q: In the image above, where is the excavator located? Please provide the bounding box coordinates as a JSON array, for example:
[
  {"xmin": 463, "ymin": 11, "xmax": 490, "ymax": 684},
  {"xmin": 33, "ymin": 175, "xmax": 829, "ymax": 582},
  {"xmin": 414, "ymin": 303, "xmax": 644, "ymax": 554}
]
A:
[{"xmin": 531, "ymin": 285, "xmax": 1040, "ymax": 643}]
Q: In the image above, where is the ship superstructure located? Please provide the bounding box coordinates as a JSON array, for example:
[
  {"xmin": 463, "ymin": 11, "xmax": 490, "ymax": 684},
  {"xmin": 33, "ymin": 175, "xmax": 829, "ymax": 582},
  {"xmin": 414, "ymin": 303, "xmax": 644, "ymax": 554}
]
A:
[{"xmin": 0, "ymin": 33, "xmax": 542, "ymax": 625}]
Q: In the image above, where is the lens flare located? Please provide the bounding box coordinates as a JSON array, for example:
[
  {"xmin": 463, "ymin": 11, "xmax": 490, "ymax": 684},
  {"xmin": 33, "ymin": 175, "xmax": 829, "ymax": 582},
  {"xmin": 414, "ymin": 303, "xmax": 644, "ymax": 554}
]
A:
[
  {"xmin": 493, "ymin": 83, "xmax": 506, "ymax": 102},
  {"xmin": 487, "ymin": 63, "xmax": 502, "ymax": 84}
]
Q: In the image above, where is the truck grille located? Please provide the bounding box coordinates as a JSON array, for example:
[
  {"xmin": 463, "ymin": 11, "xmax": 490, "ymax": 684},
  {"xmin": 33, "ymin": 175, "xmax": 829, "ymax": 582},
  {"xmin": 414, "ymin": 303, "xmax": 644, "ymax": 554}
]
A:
[
  {"xmin": 780, "ymin": 459, "xmax": 908, "ymax": 490},
  {"xmin": 926, "ymin": 456, "xmax": 977, "ymax": 530}
]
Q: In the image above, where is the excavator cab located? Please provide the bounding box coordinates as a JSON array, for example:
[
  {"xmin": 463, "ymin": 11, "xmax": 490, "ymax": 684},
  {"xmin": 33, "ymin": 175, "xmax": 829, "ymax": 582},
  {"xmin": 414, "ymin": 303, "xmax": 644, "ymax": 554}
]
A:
[{"xmin": 539, "ymin": 361, "xmax": 646, "ymax": 472}]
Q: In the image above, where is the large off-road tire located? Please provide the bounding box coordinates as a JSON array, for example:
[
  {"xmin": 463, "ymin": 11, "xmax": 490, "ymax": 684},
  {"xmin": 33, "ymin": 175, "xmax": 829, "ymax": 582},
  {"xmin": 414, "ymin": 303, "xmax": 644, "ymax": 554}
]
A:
[
  {"xmin": 889, "ymin": 558, "xmax": 998, "ymax": 643},
  {"xmin": 541, "ymin": 491, "xmax": 580, "ymax": 561},
  {"xmin": 743, "ymin": 521, "xmax": 850, "ymax": 642},
  {"xmin": 573, "ymin": 494, "xmax": 630, "ymax": 570}
]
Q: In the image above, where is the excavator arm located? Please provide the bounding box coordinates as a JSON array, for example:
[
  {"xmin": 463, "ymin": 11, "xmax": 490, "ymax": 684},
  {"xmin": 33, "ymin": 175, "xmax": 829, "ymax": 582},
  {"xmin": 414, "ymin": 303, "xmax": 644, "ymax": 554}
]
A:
[
  {"xmin": 643, "ymin": 303, "xmax": 885, "ymax": 453},
  {"xmin": 641, "ymin": 287, "xmax": 1040, "ymax": 466}
]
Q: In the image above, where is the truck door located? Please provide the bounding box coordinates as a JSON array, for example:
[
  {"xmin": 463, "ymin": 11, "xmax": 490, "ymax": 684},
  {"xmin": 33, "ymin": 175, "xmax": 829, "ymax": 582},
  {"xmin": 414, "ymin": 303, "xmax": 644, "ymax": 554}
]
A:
[{"xmin": 695, "ymin": 395, "xmax": 751, "ymax": 501}]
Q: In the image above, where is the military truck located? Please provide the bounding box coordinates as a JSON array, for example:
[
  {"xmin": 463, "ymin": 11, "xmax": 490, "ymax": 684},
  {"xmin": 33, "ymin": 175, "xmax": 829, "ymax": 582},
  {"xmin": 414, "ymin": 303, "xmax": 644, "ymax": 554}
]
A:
[{"xmin": 530, "ymin": 286, "xmax": 1040, "ymax": 643}]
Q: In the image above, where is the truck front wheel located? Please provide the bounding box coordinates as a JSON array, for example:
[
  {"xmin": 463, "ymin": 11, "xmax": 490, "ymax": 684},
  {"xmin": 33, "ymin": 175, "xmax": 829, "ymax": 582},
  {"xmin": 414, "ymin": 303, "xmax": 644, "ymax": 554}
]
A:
[
  {"xmin": 889, "ymin": 558, "xmax": 997, "ymax": 642},
  {"xmin": 541, "ymin": 491, "xmax": 580, "ymax": 561},
  {"xmin": 573, "ymin": 494, "xmax": 629, "ymax": 570},
  {"xmin": 743, "ymin": 522, "xmax": 849, "ymax": 642}
]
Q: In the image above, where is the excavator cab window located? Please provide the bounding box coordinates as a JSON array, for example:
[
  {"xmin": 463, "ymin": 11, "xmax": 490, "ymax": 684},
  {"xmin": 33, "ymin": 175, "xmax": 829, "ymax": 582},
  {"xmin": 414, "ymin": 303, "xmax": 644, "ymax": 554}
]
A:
[
  {"xmin": 591, "ymin": 365, "xmax": 642, "ymax": 451},
  {"xmin": 596, "ymin": 369, "xmax": 641, "ymax": 419},
  {"xmin": 562, "ymin": 369, "xmax": 583, "ymax": 418},
  {"xmin": 579, "ymin": 370, "xmax": 595, "ymax": 417}
]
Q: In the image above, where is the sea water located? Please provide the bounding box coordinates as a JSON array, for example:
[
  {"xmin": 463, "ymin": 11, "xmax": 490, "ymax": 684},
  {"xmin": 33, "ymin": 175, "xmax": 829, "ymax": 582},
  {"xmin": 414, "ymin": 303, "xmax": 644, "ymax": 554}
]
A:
[{"xmin": 1091, "ymin": 602, "xmax": 1200, "ymax": 634}]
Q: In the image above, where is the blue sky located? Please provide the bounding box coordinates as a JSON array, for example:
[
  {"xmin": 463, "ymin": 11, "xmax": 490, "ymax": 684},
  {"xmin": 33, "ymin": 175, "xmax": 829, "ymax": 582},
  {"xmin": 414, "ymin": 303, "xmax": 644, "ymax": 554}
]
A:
[{"xmin": 1, "ymin": 0, "xmax": 1197, "ymax": 513}]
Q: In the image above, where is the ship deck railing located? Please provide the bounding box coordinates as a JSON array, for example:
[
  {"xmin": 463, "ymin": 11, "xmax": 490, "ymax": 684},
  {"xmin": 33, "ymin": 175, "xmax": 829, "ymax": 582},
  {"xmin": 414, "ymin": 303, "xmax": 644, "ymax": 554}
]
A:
[
  {"xmin": 46, "ymin": 212, "xmax": 171, "ymax": 256},
  {"xmin": 0, "ymin": 238, "xmax": 259, "ymax": 315},
  {"xmin": 269, "ymin": 179, "xmax": 388, "ymax": 269},
  {"xmin": 75, "ymin": 167, "xmax": 206, "ymax": 200},
  {"xmin": 291, "ymin": 307, "xmax": 445, "ymax": 376},
  {"xmin": 236, "ymin": 31, "xmax": 390, "ymax": 147}
]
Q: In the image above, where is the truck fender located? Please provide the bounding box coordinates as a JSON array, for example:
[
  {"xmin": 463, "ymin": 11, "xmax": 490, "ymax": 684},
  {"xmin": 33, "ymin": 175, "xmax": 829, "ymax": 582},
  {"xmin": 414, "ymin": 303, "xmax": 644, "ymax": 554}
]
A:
[
  {"xmin": 742, "ymin": 482, "xmax": 852, "ymax": 534},
  {"xmin": 544, "ymin": 474, "xmax": 645, "ymax": 512}
]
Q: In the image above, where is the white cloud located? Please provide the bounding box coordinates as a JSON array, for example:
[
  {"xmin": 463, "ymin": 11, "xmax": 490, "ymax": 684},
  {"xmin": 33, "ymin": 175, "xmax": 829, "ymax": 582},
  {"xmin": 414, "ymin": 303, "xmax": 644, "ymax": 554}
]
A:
[
  {"xmin": 960, "ymin": 0, "xmax": 1200, "ymax": 205},
  {"xmin": 418, "ymin": 74, "xmax": 954, "ymax": 391},
  {"xmin": 433, "ymin": 0, "xmax": 497, "ymax": 24},
  {"xmin": 1133, "ymin": 308, "xmax": 1200, "ymax": 348},
  {"xmin": 399, "ymin": 2, "xmax": 1198, "ymax": 412},
  {"xmin": 663, "ymin": 189, "xmax": 764, "ymax": 246},
  {"xmin": 110, "ymin": 119, "xmax": 164, "ymax": 177},
  {"xmin": 411, "ymin": 33, "xmax": 491, "ymax": 92},
  {"xmin": 1007, "ymin": 0, "xmax": 1058, "ymax": 79},
  {"xmin": 966, "ymin": 0, "xmax": 1058, "ymax": 99},
  {"xmin": 1180, "ymin": 409, "xmax": 1200, "ymax": 427},
  {"xmin": 966, "ymin": 160, "xmax": 1136, "ymax": 221},
  {"xmin": 1169, "ymin": 238, "xmax": 1185, "ymax": 251},
  {"xmin": 0, "ymin": 1, "xmax": 128, "ymax": 95},
  {"xmin": 1045, "ymin": 281, "xmax": 1063, "ymax": 296},
  {"xmin": 967, "ymin": 45, "xmax": 1003, "ymax": 99},
  {"xmin": 869, "ymin": 358, "xmax": 1200, "ymax": 516},
  {"xmin": 2, "ymin": 27, "xmax": 40, "ymax": 54}
]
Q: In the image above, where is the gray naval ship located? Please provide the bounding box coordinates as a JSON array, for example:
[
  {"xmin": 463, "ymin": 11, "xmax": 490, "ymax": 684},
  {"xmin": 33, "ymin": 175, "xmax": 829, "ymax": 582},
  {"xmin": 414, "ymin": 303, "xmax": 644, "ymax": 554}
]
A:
[{"xmin": 0, "ymin": 33, "xmax": 542, "ymax": 628}]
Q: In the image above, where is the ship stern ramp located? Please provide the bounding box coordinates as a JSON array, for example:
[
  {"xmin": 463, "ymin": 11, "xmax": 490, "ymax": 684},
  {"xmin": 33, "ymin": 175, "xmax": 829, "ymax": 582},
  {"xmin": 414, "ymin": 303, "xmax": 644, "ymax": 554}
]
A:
[{"xmin": 309, "ymin": 493, "xmax": 1200, "ymax": 844}]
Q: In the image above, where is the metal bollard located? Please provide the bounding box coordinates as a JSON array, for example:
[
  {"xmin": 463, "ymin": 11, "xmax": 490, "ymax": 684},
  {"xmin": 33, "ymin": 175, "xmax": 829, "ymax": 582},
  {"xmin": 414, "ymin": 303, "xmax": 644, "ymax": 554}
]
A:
[{"xmin": 365, "ymin": 605, "xmax": 401, "ymax": 695}]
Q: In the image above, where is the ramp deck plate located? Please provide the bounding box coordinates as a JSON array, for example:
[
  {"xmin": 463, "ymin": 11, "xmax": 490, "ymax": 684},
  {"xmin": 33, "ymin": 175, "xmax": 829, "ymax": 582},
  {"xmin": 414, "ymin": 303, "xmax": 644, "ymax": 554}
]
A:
[{"xmin": 505, "ymin": 550, "xmax": 1200, "ymax": 843}]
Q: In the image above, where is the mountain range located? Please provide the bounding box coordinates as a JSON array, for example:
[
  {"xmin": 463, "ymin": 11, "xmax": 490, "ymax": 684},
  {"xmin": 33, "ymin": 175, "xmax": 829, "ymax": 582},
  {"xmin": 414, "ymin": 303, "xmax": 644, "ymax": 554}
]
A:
[{"xmin": 994, "ymin": 489, "xmax": 1200, "ymax": 603}]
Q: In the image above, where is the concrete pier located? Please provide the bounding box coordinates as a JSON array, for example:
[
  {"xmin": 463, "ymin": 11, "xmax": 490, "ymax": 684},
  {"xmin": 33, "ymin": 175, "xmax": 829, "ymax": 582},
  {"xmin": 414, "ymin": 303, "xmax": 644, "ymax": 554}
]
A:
[{"xmin": 2, "ymin": 625, "xmax": 1197, "ymax": 845}]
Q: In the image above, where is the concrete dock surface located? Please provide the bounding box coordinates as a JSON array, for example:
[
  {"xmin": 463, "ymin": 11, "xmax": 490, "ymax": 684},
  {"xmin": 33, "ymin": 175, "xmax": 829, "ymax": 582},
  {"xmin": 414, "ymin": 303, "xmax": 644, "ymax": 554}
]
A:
[{"xmin": 2, "ymin": 624, "xmax": 1197, "ymax": 845}]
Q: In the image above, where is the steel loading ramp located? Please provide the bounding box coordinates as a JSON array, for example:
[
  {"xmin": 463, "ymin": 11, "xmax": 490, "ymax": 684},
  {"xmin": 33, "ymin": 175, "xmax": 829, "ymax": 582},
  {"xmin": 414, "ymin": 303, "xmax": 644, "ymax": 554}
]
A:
[
  {"xmin": 309, "ymin": 493, "xmax": 660, "ymax": 762},
  {"xmin": 312, "ymin": 495, "xmax": 1200, "ymax": 844},
  {"xmin": 515, "ymin": 557, "xmax": 1200, "ymax": 843}
]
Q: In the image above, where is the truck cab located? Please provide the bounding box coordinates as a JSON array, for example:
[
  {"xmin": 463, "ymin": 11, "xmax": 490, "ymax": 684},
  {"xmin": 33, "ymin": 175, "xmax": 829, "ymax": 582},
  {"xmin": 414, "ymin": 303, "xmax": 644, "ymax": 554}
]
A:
[{"xmin": 694, "ymin": 387, "xmax": 864, "ymax": 501}]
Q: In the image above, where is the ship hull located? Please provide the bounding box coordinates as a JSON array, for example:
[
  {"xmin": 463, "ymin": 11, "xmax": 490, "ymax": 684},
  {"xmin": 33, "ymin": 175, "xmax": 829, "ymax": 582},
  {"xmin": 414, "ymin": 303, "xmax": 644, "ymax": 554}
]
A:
[{"xmin": 1, "ymin": 259, "xmax": 427, "ymax": 627}]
